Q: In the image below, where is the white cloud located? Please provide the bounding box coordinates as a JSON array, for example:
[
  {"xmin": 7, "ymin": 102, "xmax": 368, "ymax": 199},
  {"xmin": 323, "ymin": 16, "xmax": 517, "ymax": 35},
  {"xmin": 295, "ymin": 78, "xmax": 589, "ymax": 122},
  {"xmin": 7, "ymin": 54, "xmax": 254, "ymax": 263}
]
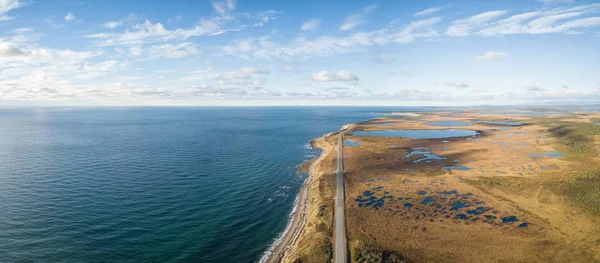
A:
[
  {"xmin": 340, "ymin": 5, "xmax": 378, "ymax": 31},
  {"xmin": 84, "ymin": 8, "xmax": 278, "ymax": 47},
  {"xmin": 74, "ymin": 60, "xmax": 129, "ymax": 79},
  {"xmin": 392, "ymin": 17, "xmax": 441, "ymax": 43},
  {"xmin": 226, "ymin": 0, "xmax": 236, "ymax": 10},
  {"xmin": 444, "ymin": 82, "xmax": 470, "ymax": 88},
  {"xmin": 213, "ymin": 0, "xmax": 236, "ymax": 16},
  {"xmin": 65, "ymin": 13, "xmax": 75, "ymax": 22},
  {"xmin": 414, "ymin": 6, "xmax": 444, "ymax": 16},
  {"xmin": 84, "ymin": 19, "xmax": 224, "ymax": 46},
  {"xmin": 145, "ymin": 43, "xmax": 200, "ymax": 59},
  {"xmin": 203, "ymin": 67, "xmax": 269, "ymax": 81},
  {"xmin": 222, "ymin": 17, "xmax": 441, "ymax": 59},
  {"xmin": 82, "ymin": 60, "xmax": 127, "ymax": 72},
  {"xmin": 373, "ymin": 52, "xmax": 395, "ymax": 64},
  {"xmin": 0, "ymin": 0, "xmax": 26, "ymax": 21},
  {"xmin": 473, "ymin": 51, "xmax": 507, "ymax": 61},
  {"xmin": 562, "ymin": 85, "xmax": 569, "ymax": 88},
  {"xmin": 0, "ymin": 41, "xmax": 100, "ymax": 65},
  {"xmin": 301, "ymin": 19, "xmax": 321, "ymax": 31},
  {"xmin": 103, "ymin": 21, "xmax": 122, "ymax": 29},
  {"xmin": 311, "ymin": 70, "xmax": 359, "ymax": 82},
  {"xmin": 446, "ymin": 10, "xmax": 508, "ymax": 36},
  {"xmin": 240, "ymin": 66, "xmax": 269, "ymax": 74},
  {"xmin": 525, "ymin": 85, "xmax": 547, "ymax": 92},
  {"xmin": 0, "ymin": 41, "xmax": 30, "ymax": 57},
  {"xmin": 129, "ymin": 46, "xmax": 142, "ymax": 57},
  {"xmin": 460, "ymin": 4, "xmax": 600, "ymax": 36}
]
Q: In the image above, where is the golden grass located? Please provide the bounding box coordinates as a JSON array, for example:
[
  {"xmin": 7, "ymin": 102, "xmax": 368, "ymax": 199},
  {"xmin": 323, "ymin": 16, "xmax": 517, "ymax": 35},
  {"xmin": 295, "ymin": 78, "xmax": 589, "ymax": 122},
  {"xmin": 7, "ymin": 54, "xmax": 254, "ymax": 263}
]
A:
[
  {"xmin": 287, "ymin": 135, "xmax": 337, "ymax": 263},
  {"xmin": 340, "ymin": 111, "xmax": 600, "ymax": 262}
]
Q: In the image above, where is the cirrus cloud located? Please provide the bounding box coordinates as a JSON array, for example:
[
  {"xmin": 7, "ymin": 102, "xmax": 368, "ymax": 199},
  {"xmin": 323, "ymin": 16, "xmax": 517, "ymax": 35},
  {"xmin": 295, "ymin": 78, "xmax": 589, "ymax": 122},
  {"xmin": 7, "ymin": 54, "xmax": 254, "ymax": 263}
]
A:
[
  {"xmin": 340, "ymin": 5, "xmax": 378, "ymax": 31},
  {"xmin": 301, "ymin": 19, "xmax": 321, "ymax": 31},
  {"xmin": 444, "ymin": 82, "xmax": 470, "ymax": 88},
  {"xmin": 414, "ymin": 6, "xmax": 444, "ymax": 17},
  {"xmin": 473, "ymin": 51, "xmax": 507, "ymax": 61},
  {"xmin": 373, "ymin": 52, "xmax": 395, "ymax": 64},
  {"xmin": 311, "ymin": 70, "xmax": 359, "ymax": 82},
  {"xmin": 525, "ymin": 85, "xmax": 547, "ymax": 92}
]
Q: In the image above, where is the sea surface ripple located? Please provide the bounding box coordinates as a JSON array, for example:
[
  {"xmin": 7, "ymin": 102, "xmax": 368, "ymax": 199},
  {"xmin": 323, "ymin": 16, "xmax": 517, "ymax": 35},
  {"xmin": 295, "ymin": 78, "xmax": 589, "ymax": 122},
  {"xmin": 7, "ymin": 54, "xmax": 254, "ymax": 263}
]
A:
[{"xmin": 0, "ymin": 107, "xmax": 427, "ymax": 262}]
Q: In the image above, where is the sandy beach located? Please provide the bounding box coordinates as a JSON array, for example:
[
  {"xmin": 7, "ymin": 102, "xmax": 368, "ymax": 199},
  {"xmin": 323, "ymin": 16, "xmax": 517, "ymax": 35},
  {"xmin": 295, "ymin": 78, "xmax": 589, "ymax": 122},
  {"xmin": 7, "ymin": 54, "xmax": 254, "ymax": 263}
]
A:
[{"xmin": 262, "ymin": 132, "xmax": 335, "ymax": 263}]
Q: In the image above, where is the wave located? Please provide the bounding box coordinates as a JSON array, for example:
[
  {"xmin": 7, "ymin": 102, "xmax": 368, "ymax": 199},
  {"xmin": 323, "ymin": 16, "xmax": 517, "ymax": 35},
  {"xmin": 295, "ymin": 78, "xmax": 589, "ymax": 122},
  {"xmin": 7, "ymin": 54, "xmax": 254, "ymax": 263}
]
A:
[{"xmin": 258, "ymin": 187, "xmax": 301, "ymax": 263}]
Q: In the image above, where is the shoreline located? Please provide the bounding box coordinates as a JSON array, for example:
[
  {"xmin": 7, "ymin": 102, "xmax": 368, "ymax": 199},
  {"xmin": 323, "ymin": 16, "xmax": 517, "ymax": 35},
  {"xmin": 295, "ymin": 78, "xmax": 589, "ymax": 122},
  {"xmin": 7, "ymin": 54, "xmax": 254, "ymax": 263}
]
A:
[{"xmin": 260, "ymin": 132, "xmax": 335, "ymax": 263}]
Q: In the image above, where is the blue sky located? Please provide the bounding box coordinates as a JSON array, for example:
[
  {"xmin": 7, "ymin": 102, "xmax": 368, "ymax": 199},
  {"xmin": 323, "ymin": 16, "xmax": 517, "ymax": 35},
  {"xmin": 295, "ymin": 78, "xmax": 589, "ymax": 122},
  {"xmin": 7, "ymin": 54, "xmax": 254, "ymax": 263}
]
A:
[{"xmin": 1, "ymin": 0, "xmax": 599, "ymax": 106}]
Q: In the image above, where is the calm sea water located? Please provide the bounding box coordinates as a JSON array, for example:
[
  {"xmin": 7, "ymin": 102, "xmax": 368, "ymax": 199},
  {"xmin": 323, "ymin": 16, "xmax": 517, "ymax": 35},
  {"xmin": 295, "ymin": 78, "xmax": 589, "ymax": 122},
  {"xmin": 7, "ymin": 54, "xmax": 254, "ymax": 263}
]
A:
[{"xmin": 0, "ymin": 107, "xmax": 436, "ymax": 263}]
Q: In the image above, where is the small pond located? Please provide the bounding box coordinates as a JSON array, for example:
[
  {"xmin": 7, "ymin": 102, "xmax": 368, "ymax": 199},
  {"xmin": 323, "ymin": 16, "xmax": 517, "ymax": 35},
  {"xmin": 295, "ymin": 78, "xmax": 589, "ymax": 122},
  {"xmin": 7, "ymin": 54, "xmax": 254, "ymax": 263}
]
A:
[
  {"xmin": 442, "ymin": 165, "xmax": 473, "ymax": 171},
  {"xmin": 544, "ymin": 152, "xmax": 564, "ymax": 158},
  {"xmin": 350, "ymin": 129, "xmax": 477, "ymax": 139},
  {"xmin": 344, "ymin": 139, "xmax": 361, "ymax": 146},
  {"xmin": 526, "ymin": 151, "xmax": 564, "ymax": 159},
  {"xmin": 401, "ymin": 147, "xmax": 447, "ymax": 163},
  {"xmin": 427, "ymin": 121, "xmax": 472, "ymax": 127}
]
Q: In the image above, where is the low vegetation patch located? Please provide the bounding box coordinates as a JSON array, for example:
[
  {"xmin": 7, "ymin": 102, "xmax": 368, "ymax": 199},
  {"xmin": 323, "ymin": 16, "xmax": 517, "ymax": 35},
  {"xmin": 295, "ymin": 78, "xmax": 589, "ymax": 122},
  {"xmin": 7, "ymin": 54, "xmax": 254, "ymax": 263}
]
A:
[
  {"xmin": 544, "ymin": 122, "xmax": 598, "ymax": 160},
  {"xmin": 566, "ymin": 168, "xmax": 600, "ymax": 215},
  {"xmin": 463, "ymin": 167, "xmax": 600, "ymax": 215},
  {"xmin": 354, "ymin": 245, "xmax": 409, "ymax": 263}
]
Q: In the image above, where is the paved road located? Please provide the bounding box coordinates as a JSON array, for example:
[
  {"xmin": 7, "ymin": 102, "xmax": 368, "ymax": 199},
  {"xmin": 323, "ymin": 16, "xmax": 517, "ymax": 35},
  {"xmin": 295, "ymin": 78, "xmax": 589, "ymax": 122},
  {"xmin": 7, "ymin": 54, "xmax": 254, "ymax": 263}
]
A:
[{"xmin": 334, "ymin": 132, "xmax": 347, "ymax": 263}]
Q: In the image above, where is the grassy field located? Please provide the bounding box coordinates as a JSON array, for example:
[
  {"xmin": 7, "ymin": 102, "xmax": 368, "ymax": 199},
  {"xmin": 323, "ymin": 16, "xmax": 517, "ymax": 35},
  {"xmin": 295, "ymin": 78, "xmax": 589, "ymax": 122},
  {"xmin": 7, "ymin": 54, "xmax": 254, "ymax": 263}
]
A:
[
  {"xmin": 462, "ymin": 116, "xmax": 600, "ymax": 214},
  {"xmin": 340, "ymin": 111, "xmax": 600, "ymax": 262}
]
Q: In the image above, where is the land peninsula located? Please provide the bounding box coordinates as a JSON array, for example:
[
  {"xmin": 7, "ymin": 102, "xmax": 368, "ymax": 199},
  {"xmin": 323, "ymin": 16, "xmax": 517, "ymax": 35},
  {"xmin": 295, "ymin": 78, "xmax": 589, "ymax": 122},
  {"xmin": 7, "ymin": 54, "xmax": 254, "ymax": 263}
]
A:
[{"xmin": 266, "ymin": 109, "xmax": 600, "ymax": 263}]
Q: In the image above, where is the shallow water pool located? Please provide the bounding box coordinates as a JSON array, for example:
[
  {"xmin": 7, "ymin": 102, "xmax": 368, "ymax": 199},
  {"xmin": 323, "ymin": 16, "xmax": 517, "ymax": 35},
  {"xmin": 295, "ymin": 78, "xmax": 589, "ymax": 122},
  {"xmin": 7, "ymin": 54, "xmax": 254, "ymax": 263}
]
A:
[
  {"xmin": 344, "ymin": 139, "xmax": 361, "ymax": 146},
  {"xmin": 544, "ymin": 152, "xmax": 564, "ymax": 158},
  {"xmin": 442, "ymin": 165, "xmax": 473, "ymax": 171},
  {"xmin": 401, "ymin": 148, "xmax": 447, "ymax": 163}
]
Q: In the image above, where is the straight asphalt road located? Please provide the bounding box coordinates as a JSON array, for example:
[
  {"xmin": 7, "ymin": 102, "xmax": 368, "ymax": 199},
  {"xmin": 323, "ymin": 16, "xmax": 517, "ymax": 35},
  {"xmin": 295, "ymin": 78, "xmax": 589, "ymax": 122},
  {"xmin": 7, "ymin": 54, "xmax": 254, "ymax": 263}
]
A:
[{"xmin": 334, "ymin": 132, "xmax": 347, "ymax": 263}]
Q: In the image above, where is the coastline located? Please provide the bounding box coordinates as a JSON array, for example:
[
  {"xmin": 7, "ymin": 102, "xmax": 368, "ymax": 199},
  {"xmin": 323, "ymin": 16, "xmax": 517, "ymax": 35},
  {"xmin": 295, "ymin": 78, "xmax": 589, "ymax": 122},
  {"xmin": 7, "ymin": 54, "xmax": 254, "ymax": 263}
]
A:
[{"xmin": 261, "ymin": 132, "xmax": 335, "ymax": 263}]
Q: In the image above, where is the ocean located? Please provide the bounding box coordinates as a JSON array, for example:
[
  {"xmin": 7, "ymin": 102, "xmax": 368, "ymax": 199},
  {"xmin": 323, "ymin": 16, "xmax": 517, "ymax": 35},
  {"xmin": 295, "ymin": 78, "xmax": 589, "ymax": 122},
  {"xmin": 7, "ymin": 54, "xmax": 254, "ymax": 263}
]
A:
[{"xmin": 0, "ymin": 107, "xmax": 429, "ymax": 263}]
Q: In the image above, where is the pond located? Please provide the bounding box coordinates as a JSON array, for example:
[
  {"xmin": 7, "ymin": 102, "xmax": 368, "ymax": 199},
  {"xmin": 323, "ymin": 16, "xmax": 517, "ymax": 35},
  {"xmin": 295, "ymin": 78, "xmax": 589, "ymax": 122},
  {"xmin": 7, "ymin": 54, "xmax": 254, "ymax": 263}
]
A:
[
  {"xmin": 344, "ymin": 139, "xmax": 361, "ymax": 146},
  {"xmin": 544, "ymin": 152, "xmax": 564, "ymax": 158},
  {"xmin": 427, "ymin": 121, "xmax": 472, "ymax": 127},
  {"xmin": 442, "ymin": 165, "xmax": 473, "ymax": 171},
  {"xmin": 350, "ymin": 129, "xmax": 477, "ymax": 139},
  {"xmin": 401, "ymin": 147, "xmax": 447, "ymax": 163},
  {"xmin": 527, "ymin": 151, "xmax": 564, "ymax": 159}
]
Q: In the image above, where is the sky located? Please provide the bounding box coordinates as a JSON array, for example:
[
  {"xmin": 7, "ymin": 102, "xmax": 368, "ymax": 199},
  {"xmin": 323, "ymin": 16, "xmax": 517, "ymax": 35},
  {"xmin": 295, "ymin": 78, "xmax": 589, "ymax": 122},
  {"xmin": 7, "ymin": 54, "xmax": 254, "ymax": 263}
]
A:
[{"xmin": 1, "ymin": 0, "xmax": 600, "ymax": 106}]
